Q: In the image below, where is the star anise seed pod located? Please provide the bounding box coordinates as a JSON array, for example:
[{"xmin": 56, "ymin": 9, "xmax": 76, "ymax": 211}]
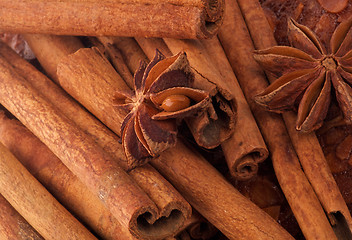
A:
[
  {"xmin": 114, "ymin": 50, "xmax": 210, "ymax": 169},
  {"xmin": 254, "ymin": 18, "xmax": 352, "ymax": 132}
]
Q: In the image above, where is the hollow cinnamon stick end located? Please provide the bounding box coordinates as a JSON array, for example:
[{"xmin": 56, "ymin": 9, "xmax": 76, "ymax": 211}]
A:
[
  {"xmin": 228, "ymin": 148, "xmax": 268, "ymax": 181},
  {"xmin": 129, "ymin": 206, "xmax": 188, "ymax": 240},
  {"xmin": 198, "ymin": 0, "xmax": 226, "ymax": 39}
]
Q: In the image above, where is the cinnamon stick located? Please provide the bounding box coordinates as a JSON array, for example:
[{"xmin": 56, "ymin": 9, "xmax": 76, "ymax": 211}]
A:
[
  {"xmin": 0, "ymin": 112, "xmax": 136, "ymax": 240},
  {"xmin": 53, "ymin": 40, "xmax": 293, "ymax": 239},
  {"xmin": 0, "ymin": 142, "xmax": 97, "ymax": 240},
  {"xmin": 237, "ymin": 0, "xmax": 352, "ymax": 235},
  {"xmin": 136, "ymin": 36, "xmax": 268, "ymax": 180},
  {"xmin": 218, "ymin": 0, "xmax": 337, "ymax": 239},
  {"xmin": 201, "ymin": 37, "xmax": 268, "ymax": 180},
  {"xmin": 0, "ymin": 45, "xmax": 170, "ymax": 240},
  {"xmin": 2, "ymin": 39, "xmax": 192, "ymax": 239},
  {"xmin": 0, "ymin": 0, "xmax": 224, "ymax": 39},
  {"xmin": 0, "ymin": 194, "xmax": 44, "ymax": 240}
]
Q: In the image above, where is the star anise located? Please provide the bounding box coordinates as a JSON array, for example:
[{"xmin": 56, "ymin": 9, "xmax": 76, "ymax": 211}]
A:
[
  {"xmin": 114, "ymin": 50, "xmax": 210, "ymax": 169},
  {"xmin": 254, "ymin": 18, "xmax": 352, "ymax": 132}
]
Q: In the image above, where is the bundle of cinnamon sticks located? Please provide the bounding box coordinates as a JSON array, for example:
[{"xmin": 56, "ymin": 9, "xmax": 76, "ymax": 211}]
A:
[{"xmin": 0, "ymin": 0, "xmax": 351, "ymax": 239}]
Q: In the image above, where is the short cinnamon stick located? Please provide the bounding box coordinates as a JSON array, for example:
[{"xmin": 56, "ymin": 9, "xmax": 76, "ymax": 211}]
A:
[
  {"xmin": 0, "ymin": 142, "xmax": 97, "ymax": 240},
  {"xmin": 0, "ymin": 112, "xmax": 135, "ymax": 240},
  {"xmin": 0, "ymin": 0, "xmax": 224, "ymax": 39},
  {"xmin": 0, "ymin": 194, "xmax": 44, "ymax": 240},
  {"xmin": 237, "ymin": 0, "xmax": 352, "ymax": 235},
  {"xmin": 218, "ymin": 0, "xmax": 337, "ymax": 239},
  {"xmin": 2, "ymin": 39, "xmax": 192, "ymax": 239}
]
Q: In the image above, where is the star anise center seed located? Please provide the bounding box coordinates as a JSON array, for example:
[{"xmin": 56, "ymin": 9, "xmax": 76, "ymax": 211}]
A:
[
  {"xmin": 321, "ymin": 57, "xmax": 337, "ymax": 70},
  {"xmin": 161, "ymin": 94, "xmax": 191, "ymax": 112}
]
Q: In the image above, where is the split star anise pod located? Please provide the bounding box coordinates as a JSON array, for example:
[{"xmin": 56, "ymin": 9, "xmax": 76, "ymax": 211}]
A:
[
  {"xmin": 114, "ymin": 50, "xmax": 210, "ymax": 169},
  {"xmin": 254, "ymin": 18, "xmax": 352, "ymax": 132}
]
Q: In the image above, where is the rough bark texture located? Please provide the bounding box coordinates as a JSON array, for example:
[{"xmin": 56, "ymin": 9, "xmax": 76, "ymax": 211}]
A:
[
  {"xmin": 0, "ymin": 143, "xmax": 97, "ymax": 240},
  {"xmin": 0, "ymin": 194, "xmax": 44, "ymax": 240}
]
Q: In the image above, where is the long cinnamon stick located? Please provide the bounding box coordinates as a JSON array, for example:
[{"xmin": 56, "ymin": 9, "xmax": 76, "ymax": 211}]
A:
[
  {"xmin": 236, "ymin": 0, "xmax": 352, "ymax": 235},
  {"xmin": 2, "ymin": 39, "xmax": 192, "ymax": 239},
  {"xmin": 0, "ymin": 194, "xmax": 44, "ymax": 240},
  {"xmin": 217, "ymin": 0, "xmax": 337, "ymax": 239},
  {"xmin": 0, "ymin": 112, "xmax": 135, "ymax": 240},
  {"xmin": 0, "ymin": 0, "xmax": 224, "ymax": 39},
  {"xmin": 0, "ymin": 142, "xmax": 97, "ymax": 240},
  {"xmin": 136, "ymin": 36, "xmax": 268, "ymax": 180},
  {"xmin": 53, "ymin": 39, "xmax": 293, "ymax": 239},
  {"xmin": 0, "ymin": 45, "xmax": 167, "ymax": 240}
]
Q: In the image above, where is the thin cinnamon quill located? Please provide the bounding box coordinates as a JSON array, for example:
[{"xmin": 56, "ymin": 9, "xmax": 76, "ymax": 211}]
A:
[
  {"xmin": 135, "ymin": 36, "xmax": 268, "ymax": 180},
  {"xmin": 218, "ymin": 0, "xmax": 337, "ymax": 239},
  {"xmin": 201, "ymin": 37, "xmax": 268, "ymax": 180},
  {"xmin": 0, "ymin": 0, "xmax": 223, "ymax": 39},
  {"xmin": 2, "ymin": 38, "xmax": 192, "ymax": 239},
  {"xmin": 0, "ymin": 142, "xmax": 97, "ymax": 240},
  {"xmin": 0, "ymin": 194, "xmax": 44, "ymax": 240},
  {"xmin": 0, "ymin": 112, "xmax": 136, "ymax": 240},
  {"xmin": 52, "ymin": 40, "xmax": 293, "ymax": 239},
  {"xmin": 237, "ymin": 0, "xmax": 352, "ymax": 236},
  {"xmin": 0, "ymin": 45, "xmax": 183, "ymax": 240}
]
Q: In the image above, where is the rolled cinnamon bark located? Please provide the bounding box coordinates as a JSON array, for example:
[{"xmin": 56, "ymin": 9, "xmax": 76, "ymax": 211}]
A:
[
  {"xmin": 0, "ymin": 194, "xmax": 44, "ymax": 240},
  {"xmin": 201, "ymin": 37, "xmax": 268, "ymax": 180},
  {"xmin": 0, "ymin": 0, "xmax": 224, "ymax": 39},
  {"xmin": 0, "ymin": 142, "xmax": 97, "ymax": 240},
  {"xmin": 54, "ymin": 40, "xmax": 293, "ymax": 239},
  {"xmin": 1, "ymin": 40, "xmax": 192, "ymax": 240},
  {"xmin": 218, "ymin": 0, "xmax": 337, "ymax": 239},
  {"xmin": 0, "ymin": 112, "xmax": 136, "ymax": 240},
  {"xmin": 237, "ymin": 0, "xmax": 352, "ymax": 235}
]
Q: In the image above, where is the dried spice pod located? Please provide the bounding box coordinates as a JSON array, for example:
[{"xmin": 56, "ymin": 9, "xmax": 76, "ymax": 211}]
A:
[
  {"xmin": 254, "ymin": 18, "xmax": 352, "ymax": 132},
  {"xmin": 113, "ymin": 50, "xmax": 210, "ymax": 169}
]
